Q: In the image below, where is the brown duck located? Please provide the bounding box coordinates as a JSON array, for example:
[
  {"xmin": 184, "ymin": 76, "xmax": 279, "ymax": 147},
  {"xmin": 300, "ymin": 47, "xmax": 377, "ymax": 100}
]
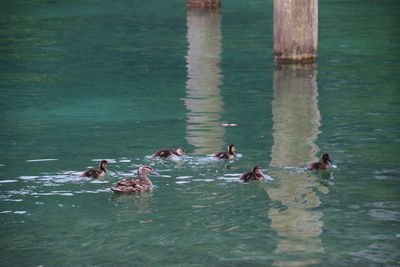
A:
[
  {"xmin": 240, "ymin": 166, "xmax": 266, "ymax": 182},
  {"xmin": 214, "ymin": 144, "xmax": 237, "ymax": 160},
  {"xmin": 111, "ymin": 165, "xmax": 159, "ymax": 193},
  {"xmin": 153, "ymin": 147, "xmax": 185, "ymax": 158},
  {"xmin": 307, "ymin": 153, "xmax": 331, "ymax": 171},
  {"xmin": 80, "ymin": 160, "xmax": 109, "ymax": 178}
]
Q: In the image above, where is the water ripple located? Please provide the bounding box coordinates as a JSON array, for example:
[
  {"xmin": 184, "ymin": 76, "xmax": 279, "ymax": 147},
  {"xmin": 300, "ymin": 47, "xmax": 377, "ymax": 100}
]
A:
[
  {"xmin": 26, "ymin": 159, "xmax": 58, "ymax": 162},
  {"xmin": 0, "ymin": 180, "xmax": 18, "ymax": 183},
  {"xmin": 368, "ymin": 209, "xmax": 400, "ymax": 221}
]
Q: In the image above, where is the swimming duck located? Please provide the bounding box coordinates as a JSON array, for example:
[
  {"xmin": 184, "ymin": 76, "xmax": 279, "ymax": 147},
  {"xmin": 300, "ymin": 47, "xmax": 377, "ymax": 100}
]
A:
[
  {"xmin": 111, "ymin": 165, "xmax": 159, "ymax": 193},
  {"xmin": 307, "ymin": 153, "xmax": 331, "ymax": 171},
  {"xmin": 80, "ymin": 160, "xmax": 109, "ymax": 178},
  {"xmin": 153, "ymin": 147, "xmax": 185, "ymax": 158},
  {"xmin": 214, "ymin": 144, "xmax": 237, "ymax": 159},
  {"xmin": 240, "ymin": 166, "xmax": 266, "ymax": 182}
]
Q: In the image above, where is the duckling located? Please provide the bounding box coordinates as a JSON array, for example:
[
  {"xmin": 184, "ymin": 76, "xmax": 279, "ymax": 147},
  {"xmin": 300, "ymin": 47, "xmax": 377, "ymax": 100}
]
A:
[
  {"xmin": 80, "ymin": 160, "xmax": 109, "ymax": 178},
  {"xmin": 240, "ymin": 166, "xmax": 266, "ymax": 182},
  {"xmin": 307, "ymin": 153, "xmax": 331, "ymax": 171},
  {"xmin": 214, "ymin": 144, "xmax": 237, "ymax": 159},
  {"xmin": 111, "ymin": 165, "xmax": 159, "ymax": 193},
  {"xmin": 153, "ymin": 147, "xmax": 185, "ymax": 158}
]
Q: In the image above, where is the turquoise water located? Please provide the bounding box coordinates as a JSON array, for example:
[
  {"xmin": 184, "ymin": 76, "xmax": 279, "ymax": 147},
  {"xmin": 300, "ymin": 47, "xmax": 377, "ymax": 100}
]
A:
[{"xmin": 1, "ymin": 0, "xmax": 400, "ymax": 265}]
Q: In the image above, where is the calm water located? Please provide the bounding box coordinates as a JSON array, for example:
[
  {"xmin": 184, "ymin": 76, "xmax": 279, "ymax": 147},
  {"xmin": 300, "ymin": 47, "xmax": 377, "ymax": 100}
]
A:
[{"xmin": 1, "ymin": 0, "xmax": 400, "ymax": 266}]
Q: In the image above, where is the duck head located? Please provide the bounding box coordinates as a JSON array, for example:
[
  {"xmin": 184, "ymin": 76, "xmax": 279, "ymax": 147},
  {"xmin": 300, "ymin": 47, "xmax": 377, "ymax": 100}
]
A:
[
  {"xmin": 253, "ymin": 166, "xmax": 265, "ymax": 175},
  {"xmin": 228, "ymin": 144, "xmax": 236, "ymax": 155},
  {"xmin": 321, "ymin": 153, "xmax": 331, "ymax": 164},
  {"xmin": 138, "ymin": 165, "xmax": 160, "ymax": 176},
  {"xmin": 100, "ymin": 160, "xmax": 109, "ymax": 169},
  {"xmin": 176, "ymin": 148, "xmax": 185, "ymax": 156}
]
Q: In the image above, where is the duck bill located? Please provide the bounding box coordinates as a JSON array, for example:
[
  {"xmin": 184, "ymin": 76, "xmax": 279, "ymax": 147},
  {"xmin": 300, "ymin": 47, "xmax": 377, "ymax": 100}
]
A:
[{"xmin": 151, "ymin": 170, "xmax": 160, "ymax": 176}]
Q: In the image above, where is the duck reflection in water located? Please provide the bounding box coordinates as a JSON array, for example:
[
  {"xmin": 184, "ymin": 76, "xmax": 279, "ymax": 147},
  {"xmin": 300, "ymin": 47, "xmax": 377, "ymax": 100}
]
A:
[
  {"xmin": 110, "ymin": 191, "xmax": 154, "ymax": 216},
  {"xmin": 268, "ymin": 63, "xmax": 328, "ymax": 266}
]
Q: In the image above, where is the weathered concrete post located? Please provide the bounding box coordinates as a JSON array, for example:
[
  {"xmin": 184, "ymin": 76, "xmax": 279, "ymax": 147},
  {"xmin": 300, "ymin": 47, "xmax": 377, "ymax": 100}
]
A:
[
  {"xmin": 274, "ymin": 0, "xmax": 318, "ymax": 62},
  {"xmin": 187, "ymin": 0, "xmax": 221, "ymax": 9}
]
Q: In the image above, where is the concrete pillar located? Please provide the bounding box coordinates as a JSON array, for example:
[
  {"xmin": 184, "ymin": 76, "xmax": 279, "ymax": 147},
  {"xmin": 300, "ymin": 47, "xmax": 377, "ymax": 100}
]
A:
[{"xmin": 274, "ymin": 0, "xmax": 318, "ymax": 62}]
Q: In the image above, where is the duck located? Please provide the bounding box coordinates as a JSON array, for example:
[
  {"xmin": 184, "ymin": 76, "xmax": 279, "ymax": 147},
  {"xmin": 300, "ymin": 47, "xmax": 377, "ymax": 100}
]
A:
[
  {"xmin": 153, "ymin": 147, "xmax": 185, "ymax": 158},
  {"xmin": 111, "ymin": 165, "xmax": 159, "ymax": 193},
  {"xmin": 214, "ymin": 144, "xmax": 237, "ymax": 159},
  {"xmin": 80, "ymin": 160, "xmax": 109, "ymax": 178},
  {"xmin": 240, "ymin": 166, "xmax": 266, "ymax": 182},
  {"xmin": 307, "ymin": 153, "xmax": 331, "ymax": 171}
]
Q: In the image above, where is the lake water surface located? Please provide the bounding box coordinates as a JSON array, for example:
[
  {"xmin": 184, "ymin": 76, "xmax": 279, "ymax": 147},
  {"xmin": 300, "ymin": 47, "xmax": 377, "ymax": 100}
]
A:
[{"xmin": 1, "ymin": 0, "xmax": 399, "ymax": 266}]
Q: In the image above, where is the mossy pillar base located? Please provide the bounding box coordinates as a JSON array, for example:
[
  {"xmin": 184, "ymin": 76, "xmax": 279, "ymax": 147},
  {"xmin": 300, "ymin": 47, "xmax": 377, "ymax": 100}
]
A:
[
  {"xmin": 187, "ymin": 0, "xmax": 221, "ymax": 9},
  {"xmin": 274, "ymin": 0, "xmax": 318, "ymax": 62}
]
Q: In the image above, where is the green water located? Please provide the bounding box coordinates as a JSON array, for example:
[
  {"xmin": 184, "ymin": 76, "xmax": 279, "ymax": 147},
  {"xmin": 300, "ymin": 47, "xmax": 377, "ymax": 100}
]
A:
[{"xmin": 1, "ymin": 0, "xmax": 399, "ymax": 266}]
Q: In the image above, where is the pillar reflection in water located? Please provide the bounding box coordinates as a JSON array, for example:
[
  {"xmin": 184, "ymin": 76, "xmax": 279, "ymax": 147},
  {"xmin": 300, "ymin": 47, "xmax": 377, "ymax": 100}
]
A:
[
  {"xmin": 184, "ymin": 9, "xmax": 225, "ymax": 154},
  {"xmin": 268, "ymin": 63, "xmax": 327, "ymax": 266}
]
